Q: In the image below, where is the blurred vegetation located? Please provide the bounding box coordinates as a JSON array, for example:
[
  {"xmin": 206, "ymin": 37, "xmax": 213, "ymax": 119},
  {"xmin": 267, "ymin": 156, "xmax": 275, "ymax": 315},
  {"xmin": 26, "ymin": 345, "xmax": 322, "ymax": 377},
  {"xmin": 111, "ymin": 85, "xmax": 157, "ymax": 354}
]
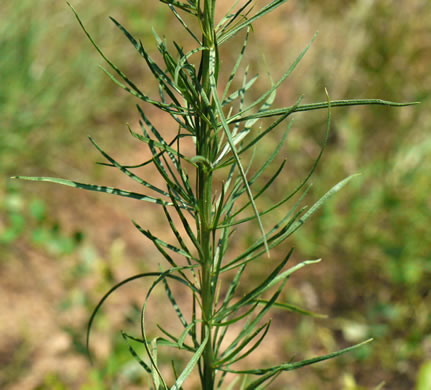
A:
[{"xmin": 1, "ymin": 0, "xmax": 430, "ymax": 389}]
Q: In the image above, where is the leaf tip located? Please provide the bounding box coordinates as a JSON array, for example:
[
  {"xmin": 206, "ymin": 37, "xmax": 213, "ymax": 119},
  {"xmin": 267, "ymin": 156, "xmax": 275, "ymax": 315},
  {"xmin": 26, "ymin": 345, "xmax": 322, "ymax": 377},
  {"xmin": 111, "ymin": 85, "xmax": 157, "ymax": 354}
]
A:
[
  {"xmin": 67, "ymin": 2, "xmax": 77, "ymax": 13},
  {"xmin": 306, "ymin": 258, "xmax": 322, "ymax": 265}
]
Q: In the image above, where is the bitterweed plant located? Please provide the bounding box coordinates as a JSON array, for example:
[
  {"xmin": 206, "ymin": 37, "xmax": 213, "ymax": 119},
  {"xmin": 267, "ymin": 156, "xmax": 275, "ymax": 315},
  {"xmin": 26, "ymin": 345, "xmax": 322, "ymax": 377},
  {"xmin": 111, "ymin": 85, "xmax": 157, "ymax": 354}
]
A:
[{"xmin": 13, "ymin": 1, "xmax": 418, "ymax": 389}]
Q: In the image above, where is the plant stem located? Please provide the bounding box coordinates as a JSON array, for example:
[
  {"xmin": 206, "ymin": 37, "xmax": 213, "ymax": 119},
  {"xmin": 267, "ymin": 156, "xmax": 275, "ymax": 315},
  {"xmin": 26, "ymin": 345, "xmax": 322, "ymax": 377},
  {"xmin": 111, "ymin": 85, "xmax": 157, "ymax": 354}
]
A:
[
  {"xmin": 197, "ymin": 154, "xmax": 214, "ymax": 389},
  {"xmin": 198, "ymin": 3, "xmax": 217, "ymax": 388}
]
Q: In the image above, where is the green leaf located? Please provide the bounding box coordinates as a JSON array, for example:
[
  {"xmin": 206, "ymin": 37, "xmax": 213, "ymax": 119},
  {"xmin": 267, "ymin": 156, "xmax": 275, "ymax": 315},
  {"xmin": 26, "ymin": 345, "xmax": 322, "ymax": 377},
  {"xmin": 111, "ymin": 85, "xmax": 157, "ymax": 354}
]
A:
[
  {"xmin": 137, "ymin": 105, "xmax": 195, "ymax": 201},
  {"xmin": 161, "ymin": 204, "xmax": 196, "ymax": 266},
  {"xmin": 156, "ymin": 325, "xmax": 196, "ymax": 352},
  {"xmin": 230, "ymin": 159, "xmax": 286, "ymax": 215},
  {"xmin": 209, "ymin": 47, "xmax": 269, "ymax": 255},
  {"xmin": 236, "ymin": 98, "xmax": 419, "ymax": 122},
  {"xmin": 110, "ymin": 17, "xmax": 183, "ymax": 106},
  {"xmin": 218, "ymin": 0, "xmax": 290, "ymax": 44},
  {"xmin": 216, "ymin": 74, "xmax": 278, "ymax": 166},
  {"xmin": 128, "ymin": 120, "xmax": 192, "ymax": 166},
  {"xmin": 285, "ymin": 174, "xmax": 361, "ymax": 237},
  {"xmin": 255, "ymin": 300, "xmax": 327, "ymax": 318},
  {"xmin": 85, "ymin": 267, "xmax": 197, "ymax": 361},
  {"xmin": 216, "ymin": 249, "xmax": 294, "ymax": 320},
  {"xmin": 167, "ymin": 4, "xmax": 201, "ymax": 44},
  {"xmin": 221, "ymin": 26, "xmax": 251, "ymax": 103},
  {"xmin": 216, "ymin": 319, "xmax": 271, "ymax": 366},
  {"xmin": 213, "ymin": 264, "xmax": 247, "ymax": 356},
  {"xmin": 140, "ymin": 270, "xmax": 200, "ymax": 389},
  {"xmin": 220, "ymin": 339, "xmax": 374, "ymax": 389},
  {"xmin": 89, "ymin": 136, "xmax": 169, "ymax": 197},
  {"xmin": 170, "ymin": 328, "xmax": 208, "ymax": 390},
  {"xmin": 121, "ymin": 331, "xmax": 152, "ymax": 373},
  {"xmin": 11, "ymin": 176, "xmax": 171, "ymax": 205},
  {"xmin": 162, "ymin": 275, "xmax": 189, "ymax": 328},
  {"xmin": 218, "ymin": 279, "xmax": 288, "ymax": 361},
  {"xmin": 133, "ymin": 220, "xmax": 196, "ymax": 262},
  {"xmin": 149, "ymin": 338, "xmax": 163, "ymax": 390},
  {"xmin": 230, "ymin": 98, "xmax": 301, "ymax": 161},
  {"xmin": 216, "ymin": 0, "xmax": 253, "ymax": 35},
  {"xmin": 167, "ymin": 187, "xmax": 203, "ymax": 259},
  {"xmin": 221, "ymin": 192, "xmax": 308, "ymax": 269},
  {"xmin": 177, "ymin": 323, "xmax": 196, "ymax": 348},
  {"xmin": 213, "ymin": 303, "xmax": 258, "ymax": 327},
  {"xmin": 230, "ymin": 34, "xmax": 317, "ymax": 123},
  {"xmin": 131, "ymin": 126, "xmax": 189, "ymax": 205},
  {"xmin": 159, "ymin": 0, "xmax": 198, "ymax": 16},
  {"xmin": 68, "ymin": 4, "xmax": 186, "ymax": 116},
  {"xmin": 226, "ymin": 87, "xmax": 330, "ymax": 228}
]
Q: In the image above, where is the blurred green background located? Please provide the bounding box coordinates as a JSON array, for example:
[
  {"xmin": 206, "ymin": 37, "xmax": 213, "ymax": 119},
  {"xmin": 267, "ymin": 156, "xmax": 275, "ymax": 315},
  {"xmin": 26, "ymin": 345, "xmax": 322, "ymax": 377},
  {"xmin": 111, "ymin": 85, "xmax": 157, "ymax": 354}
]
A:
[{"xmin": 1, "ymin": 1, "xmax": 430, "ymax": 389}]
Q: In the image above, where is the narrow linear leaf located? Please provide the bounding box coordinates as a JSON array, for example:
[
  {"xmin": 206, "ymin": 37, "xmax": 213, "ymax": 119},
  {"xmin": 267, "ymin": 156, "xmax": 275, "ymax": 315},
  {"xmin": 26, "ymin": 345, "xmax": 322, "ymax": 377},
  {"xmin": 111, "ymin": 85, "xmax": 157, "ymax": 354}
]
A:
[
  {"xmin": 221, "ymin": 320, "xmax": 272, "ymax": 366},
  {"xmin": 156, "ymin": 325, "xmax": 196, "ymax": 352},
  {"xmin": 255, "ymin": 300, "xmax": 328, "ymax": 318},
  {"xmin": 100, "ymin": 131, "xmax": 187, "ymax": 169},
  {"xmin": 149, "ymin": 337, "xmax": 163, "ymax": 390},
  {"xmin": 285, "ymin": 174, "xmax": 361, "ymax": 237},
  {"xmin": 219, "ymin": 279, "xmax": 288, "ymax": 361},
  {"xmin": 11, "ymin": 176, "xmax": 171, "ymax": 205},
  {"xmin": 178, "ymin": 323, "xmax": 196, "ymax": 348},
  {"xmin": 213, "ymin": 264, "xmax": 247, "ymax": 354},
  {"xmin": 138, "ymin": 270, "xmax": 201, "ymax": 389},
  {"xmin": 228, "ymin": 33, "xmax": 317, "ymax": 124},
  {"xmin": 133, "ymin": 220, "xmax": 192, "ymax": 260},
  {"xmin": 168, "ymin": 4, "xmax": 201, "ymax": 44},
  {"xmin": 128, "ymin": 122, "xmax": 194, "ymax": 167},
  {"xmin": 221, "ymin": 338, "xmax": 374, "ymax": 378},
  {"xmin": 86, "ymin": 268, "xmax": 196, "ymax": 361},
  {"xmin": 216, "ymin": 249, "xmax": 294, "ymax": 320},
  {"xmin": 89, "ymin": 136, "xmax": 169, "ymax": 197},
  {"xmin": 170, "ymin": 328, "xmax": 209, "ymax": 390},
  {"xmin": 167, "ymin": 187, "xmax": 203, "ymax": 258},
  {"xmin": 221, "ymin": 207, "xmax": 305, "ymax": 271},
  {"xmin": 162, "ymin": 204, "xmax": 196, "ymax": 266},
  {"xmin": 160, "ymin": 0, "xmax": 198, "ymax": 16},
  {"xmin": 162, "ymin": 276, "xmax": 189, "ymax": 328},
  {"xmin": 121, "ymin": 331, "xmax": 152, "ymax": 373},
  {"xmin": 221, "ymin": 26, "xmax": 251, "ymax": 102},
  {"xmin": 213, "ymin": 303, "xmax": 258, "ymax": 327},
  {"xmin": 133, "ymin": 222, "xmax": 197, "ymax": 290},
  {"xmin": 140, "ymin": 271, "xmax": 201, "ymax": 388},
  {"xmin": 68, "ymin": 3, "xmax": 184, "ymax": 116},
  {"xmin": 209, "ymin": 48, "xmax": 269, "ymax": 255},
  {"xmin": 216, "ymin": 320, "xmax": 271, "ymax": 366},
  {"xmin": 216, "ymin": 0, "xmax": 250, "ymax": 30},
  {"xmin": 218, "ymin": 0, "xmax": 290, "ymax": 44},
  {"xmin": 236, "ymin": 98, "xmax": 420, "ymax": 122},
  {"xmin": 109, "ymin": 16, "xmax": 185, "ymax": 107},
  {"xmin": 217, "ymin": 0, "xmax": 253, "ymax": 35}
]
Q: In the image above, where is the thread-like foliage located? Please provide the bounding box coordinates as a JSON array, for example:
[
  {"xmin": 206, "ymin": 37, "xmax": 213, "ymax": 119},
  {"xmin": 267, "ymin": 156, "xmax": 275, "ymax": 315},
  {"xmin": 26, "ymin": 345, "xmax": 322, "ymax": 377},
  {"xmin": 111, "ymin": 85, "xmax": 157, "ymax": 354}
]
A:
[{"xmin": 12, "ymin": 1, "xmax": 417, "ymax": 389}]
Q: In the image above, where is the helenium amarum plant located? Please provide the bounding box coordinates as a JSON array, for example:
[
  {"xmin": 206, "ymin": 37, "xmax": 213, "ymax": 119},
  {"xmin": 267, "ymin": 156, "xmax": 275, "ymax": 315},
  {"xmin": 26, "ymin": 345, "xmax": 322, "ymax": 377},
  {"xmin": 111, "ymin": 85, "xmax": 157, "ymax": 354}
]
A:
[{"xmin": 13, "ymin": 1, "xmax": 417, "ymax": 389}]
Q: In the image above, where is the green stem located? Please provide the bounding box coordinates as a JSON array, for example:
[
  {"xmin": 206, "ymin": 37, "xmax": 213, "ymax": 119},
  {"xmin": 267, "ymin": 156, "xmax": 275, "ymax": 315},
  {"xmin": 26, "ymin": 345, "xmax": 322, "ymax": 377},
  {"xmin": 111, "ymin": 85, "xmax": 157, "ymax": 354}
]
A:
[
  {"xmin": 198, "ymin": 166, "xmax": 215, "ymax": 390},
  {"xmin": 197, "ymin": 2, "xmax": 217, "ymax": 388}
]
